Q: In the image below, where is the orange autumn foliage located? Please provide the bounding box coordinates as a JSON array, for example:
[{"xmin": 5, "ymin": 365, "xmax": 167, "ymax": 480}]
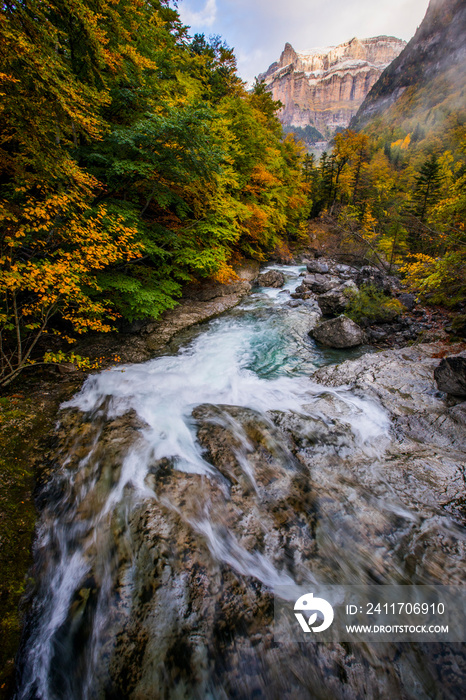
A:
[{"xmin": 0, "ymin": 166, "xmax": 141, "ymax": 385}]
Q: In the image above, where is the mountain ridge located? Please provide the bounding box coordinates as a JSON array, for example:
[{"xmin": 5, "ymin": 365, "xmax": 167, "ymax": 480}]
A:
[
  {"xmin": 352, "ymin": 0, "xmax": 466, "ymax": 131},
  {"xmin": 258, "ymin": 36, "xmax": 406, "ymax": 141}
]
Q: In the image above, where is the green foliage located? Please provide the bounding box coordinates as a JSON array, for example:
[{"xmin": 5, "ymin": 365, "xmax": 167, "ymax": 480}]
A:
[
  {"xmin": 401, "ymin": 250, "xmax": 466, "ymax": 307},
  {"xmin": 410, "ymin": 153, "xmax": 443, "ymax": 222},
  {"xmin": 0, "ymin": 0, "xmax": 309, "ymax": 383},
  {"xmin": 98, "ymin": 268, "xmax": 181, "ymax": 322},
  {"xmin": 345, "ymin": 285, "xmax": 405, "ymax": 325},
  {"xmin": 303, "ymin": 116, "xmax": 465, "ymax": 307}
]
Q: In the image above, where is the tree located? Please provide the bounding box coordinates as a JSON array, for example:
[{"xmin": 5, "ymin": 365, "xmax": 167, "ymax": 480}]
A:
[
  {"xmin": 0, "ymin": 179, "xmax": 142, "ymax": 386},
  {"xmin": 411, "ymin": 154, "xmax": 443, "ymax": 222},
  {"xmin": 189, "ymin": 34, "xmax": 242, "ymax": 101},
  {"xmin": 0, "ymin": 0, "xmax": 170, "ymax": 384}
]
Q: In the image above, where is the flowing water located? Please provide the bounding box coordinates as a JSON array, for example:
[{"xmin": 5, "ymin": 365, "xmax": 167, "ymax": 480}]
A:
[{"xmin": 16, "ymin": 266, "xmax": 466, "ymax": 699}]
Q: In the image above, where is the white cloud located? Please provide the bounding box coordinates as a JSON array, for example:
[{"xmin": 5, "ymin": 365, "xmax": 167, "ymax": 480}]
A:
[{"xmin": 179, "ymin": 0, "xmax": 217, "ymax": 28}]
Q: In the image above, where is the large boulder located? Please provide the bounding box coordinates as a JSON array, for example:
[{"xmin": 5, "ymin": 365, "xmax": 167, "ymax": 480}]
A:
[
  {"xmin": 434, "ymin": 352, "xmax": 466, "ymax": 397},
  {"xmin": 310, "ymin": 315, "xmax": 366, "ymax": 348},
  {"xmin": 255, "ymin": 269, "xmax": 285, "ymax": 288},
  {"xmin": 356, "ymin": 266, "xmax": 400, "ymax": 294},
  {"xmin": 317, "ymin": 281, "xmax": 358, "ymax": 316},
  {"xmin": 397, "ymin": 292, "xmax": 416, "ymax": 311},
  {"xmin": 306, "ymin": 259, "xmax": 330, "ymax": 274},
  {"xmin": 302, "ymin": 273, "xmax": 341, "ymax": 294}
]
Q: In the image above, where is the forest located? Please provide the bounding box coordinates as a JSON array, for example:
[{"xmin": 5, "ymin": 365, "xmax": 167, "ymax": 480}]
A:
[
  {"xmin": 0, "ymin": 0, "xmax": 309, "ymax": 387},
  {"xmin": 303, "ymin": 110, "xmax": 466, "ymax": 318}
]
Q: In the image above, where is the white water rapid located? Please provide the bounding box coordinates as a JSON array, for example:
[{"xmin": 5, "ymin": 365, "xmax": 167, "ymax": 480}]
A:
[{"xmin": 15, "ymin": 265, "xmax": 411, "ymax": 700}]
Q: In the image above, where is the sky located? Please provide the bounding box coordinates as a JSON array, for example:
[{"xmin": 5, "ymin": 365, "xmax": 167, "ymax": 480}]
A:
[{"xmin": 175, "ymin": 0, "xmax": 430, "ymax": 84}]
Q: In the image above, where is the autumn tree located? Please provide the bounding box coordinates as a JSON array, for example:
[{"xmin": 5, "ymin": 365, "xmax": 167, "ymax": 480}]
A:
[{"xmin": 0, "ymin": 0, "xmax": 310, "ymax": 384}]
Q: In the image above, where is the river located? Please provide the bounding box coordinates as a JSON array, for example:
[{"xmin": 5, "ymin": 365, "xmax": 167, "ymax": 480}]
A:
[{"xmin": 16, "ymin": 265, "xmax": 465, "ymax": 699}]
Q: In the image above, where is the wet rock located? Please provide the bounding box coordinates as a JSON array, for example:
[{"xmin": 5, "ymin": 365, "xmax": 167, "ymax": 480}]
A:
[
  {"xmin": 434, "ymin": 351, "xmax": 466, "ymax": 397},
  {"xmin": 45, "ymin": 400, "xmax": 324, "ymax": 700},
  {"xmin": 304, "ymin": 343, "xmax": 466, "ymax": 599},
  {"xmin": 273, "ymin": 342, "xmax": 466, "ymax": 592},
  {"xmin": 311, "ymin": 315, "xmax": 366, "ymax": 348},
  {"xmin": 255, "ymin": 269, "xmax": 286, "ymax": 288},
  {"xmin": 306, "ymin": 259, "xmax": 329, "ymax": 274},
  {"xmin": 102, "ymin": 404, "xmax": 322, "ymax": 697},
  {"xmin": 317, "ymin": 281, "xmax": 358, "ymax": 316},
  {"xmin": 313, "ymin": 343, "xmax": 466, "ymax": 452},
  {"xmin": 302, "ymin": 274, "xmax": 341, "ymax": 294}
]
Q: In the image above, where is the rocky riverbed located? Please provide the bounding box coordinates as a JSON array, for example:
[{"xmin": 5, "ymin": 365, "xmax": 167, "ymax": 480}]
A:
[
  {"xmin": 11, "ymin": 261, "xmax": 465, "ymax": 700},
  {"xmin": 289, "ymin": 255, "xmax": 454, "ymax": 349},
  {"xmin": 64, "ymin": 252, "xmax": 458, "ymax": 368}
]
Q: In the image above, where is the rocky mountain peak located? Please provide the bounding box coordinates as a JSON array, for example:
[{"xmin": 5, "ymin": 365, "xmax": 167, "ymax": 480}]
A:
[
  {"xmin": 279, "ymin": 42, "xmax": 298, "ymax": 67},
  {"xmin": 258, "ymin": 36, "xmax": 406, "ymax": 147}
]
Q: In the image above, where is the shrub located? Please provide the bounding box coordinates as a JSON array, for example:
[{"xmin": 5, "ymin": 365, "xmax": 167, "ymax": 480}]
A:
[{"xmin": 345, "ymin": 285, "xmax": 405, "ymax": 325}]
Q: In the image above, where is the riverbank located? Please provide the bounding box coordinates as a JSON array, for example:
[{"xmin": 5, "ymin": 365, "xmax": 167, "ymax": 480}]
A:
[{"xmin": 0, "ymin": 380, "xmax": 82, "ymax": 698}]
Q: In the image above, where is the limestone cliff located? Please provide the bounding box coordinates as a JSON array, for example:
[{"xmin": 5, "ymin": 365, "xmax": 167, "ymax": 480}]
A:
[
  {"xmin": 259, "ymin": 37, "xmax": 406, "ymax": 141},
  {"xmin": 353, "ymin": 0, "xmax": 466, "ymax": 130}
]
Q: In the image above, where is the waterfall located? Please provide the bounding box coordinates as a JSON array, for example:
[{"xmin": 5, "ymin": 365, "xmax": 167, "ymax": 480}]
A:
[{"xmin": 16, "ymin": 265, "xmax": 464, "ymax": 700}]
